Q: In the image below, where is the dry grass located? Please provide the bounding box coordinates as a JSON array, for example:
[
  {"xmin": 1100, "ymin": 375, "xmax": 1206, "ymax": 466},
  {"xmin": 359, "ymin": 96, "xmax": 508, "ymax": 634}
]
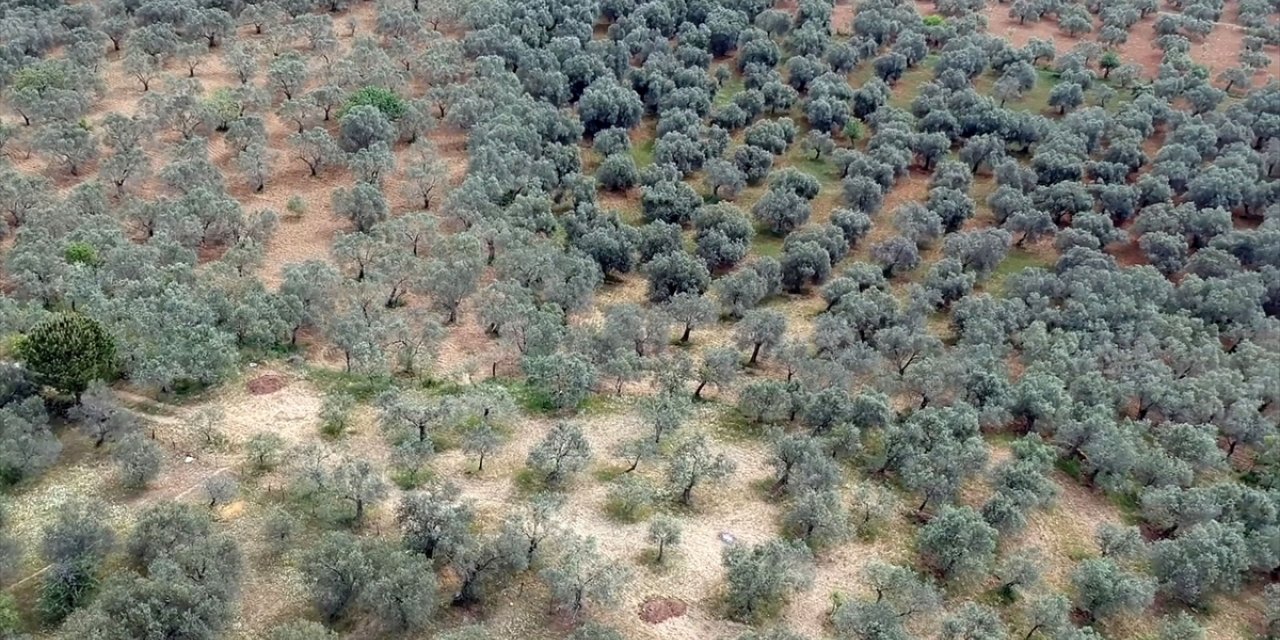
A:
[{"xmin": 1008, "ymin": 474, "xmax": 1125, "ymax": 591}]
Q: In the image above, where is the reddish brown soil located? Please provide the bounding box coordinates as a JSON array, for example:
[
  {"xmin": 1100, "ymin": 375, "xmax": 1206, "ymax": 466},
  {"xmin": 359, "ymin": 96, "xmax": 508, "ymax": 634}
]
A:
[
  {"xmin": 1185, "ymin": 18, "xmax": 1279, "ymax": 83},
  {"xmin": 639, "ymin": 597, "xmax": 688, "ymax": 624},
  {"xmin": 833, "ymin": 0, "xmax": 856, "ymax": 35},
  {"xmin": 979, "ymin": 1, "xmax": 1081, "ymax": 51},
  {"xmin": 1113, "ymin": 16, "xmax": 1168, "ymax": 77},
  {"xmin": 975, "ymin": 1, "xmax": 1280, "ymax": 79},
  {"xmin": 246, "ymin": 374, "xmax": 288, "ymax": 395},
  {"xmin": 1111, "ymin": 238, "xmax": 1148, "ymax": 267}
]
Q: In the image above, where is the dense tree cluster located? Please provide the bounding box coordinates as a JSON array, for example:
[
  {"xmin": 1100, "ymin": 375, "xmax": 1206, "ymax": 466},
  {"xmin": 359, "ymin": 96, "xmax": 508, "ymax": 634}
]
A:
[{"xmin": 0, "ymin": 0, "xmax": 1277, "ymax": 635}]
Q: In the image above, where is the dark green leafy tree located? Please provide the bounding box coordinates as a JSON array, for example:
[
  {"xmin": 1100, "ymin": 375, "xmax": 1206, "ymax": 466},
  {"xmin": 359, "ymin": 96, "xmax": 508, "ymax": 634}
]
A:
[{"xmin": 17, "ymin": 313, "xmax": 115, "ymax": 399}]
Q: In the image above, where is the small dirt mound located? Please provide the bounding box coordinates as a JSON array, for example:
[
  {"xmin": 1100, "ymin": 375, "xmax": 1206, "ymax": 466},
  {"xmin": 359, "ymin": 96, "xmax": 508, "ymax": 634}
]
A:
[
  {"xmin": 639, "ymin": 597, "xmax": 687, "ymax": 624},
  {"xmin": 246, "ymin": 375, "xmax": 287, "ymax": 395}
]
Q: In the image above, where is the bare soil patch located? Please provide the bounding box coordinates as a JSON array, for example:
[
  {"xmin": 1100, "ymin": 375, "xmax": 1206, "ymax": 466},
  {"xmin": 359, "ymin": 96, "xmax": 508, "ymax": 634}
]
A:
[
  {"xmin": 247, "ymin": 374, "xmax": 288, "ymax": 395},
  {"xmin": 639, "ymin": 597, "xmax": 688, "ymax": 624},
  {"xmin": 980, "ymin": 2, "xmax": 1074, "ymax": 52},
  {"xmin": 1187, "ymin": 20, "xmax": 1278, "ymax": 81},
  {"xmin": 1114, "ymin": 18, "xmax": 1170, "ymax": 77},
  {"xmin": 1112, "ymin": 238, "xmax": 1148, "ymax": 267},
  {"xmin": 832, "ymin": 1, "xmax": 856, "ymax": 36}
]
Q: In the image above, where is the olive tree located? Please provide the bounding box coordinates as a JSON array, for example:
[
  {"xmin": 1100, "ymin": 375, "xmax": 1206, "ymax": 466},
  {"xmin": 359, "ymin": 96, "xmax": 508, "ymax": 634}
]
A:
[
  {"xmin": 1071, "ymin": 557, "xmax": 1156, "ymax": 623},
  {"xmin": 917, "ymin": 506, "xmax": 998, "ymax": 583},
  {"xmin": 648, "ymin": 516, "xmax": 683, "ymax": 564},
  {"xmin": 667, "ymin": 433, "xmax": 736, "ymax": 506},
  {"xmin": 723, "ymin": 539, "xmax": 815, "ymax": 623},
  {"xmin": 539, "ymin": 534, "xmax": 631, "ymax": 621},
  {"xmin": 526, "ymin": 422, "xmax": 592, "ymax": 487},
  {"xmin": 735, "ymin": 309, "xmax": 787, "ymax": 366}
]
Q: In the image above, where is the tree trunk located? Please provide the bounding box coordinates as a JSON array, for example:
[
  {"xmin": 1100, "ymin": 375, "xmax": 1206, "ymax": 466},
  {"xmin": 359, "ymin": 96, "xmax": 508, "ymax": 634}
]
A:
[
  {"xmin": 749, "ymin": 343, "xmax": 762, "ymax": 365},
  {"xmin": 680, "ymin": 324, "xmax": 692, "ymax": 343},
  {"xmin": 693, "ymin": 380, "xmax": 707, "ymax": 400}
]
